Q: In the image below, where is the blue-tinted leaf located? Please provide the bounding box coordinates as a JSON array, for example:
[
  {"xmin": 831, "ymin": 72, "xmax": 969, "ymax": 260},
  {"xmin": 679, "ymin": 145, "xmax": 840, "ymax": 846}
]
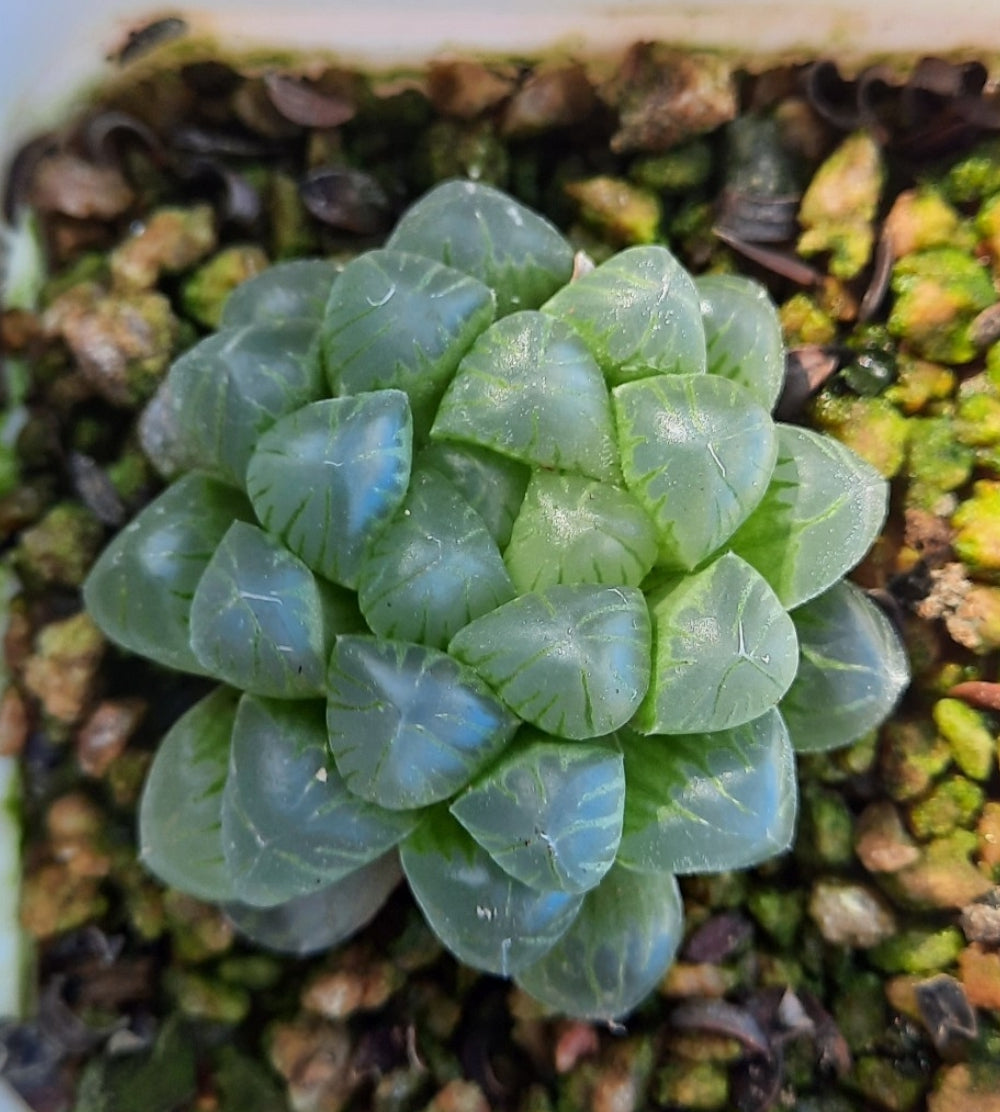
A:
[
  {"xmin": 450, "ymin": 729, "xmax": 624, "ymax": 893},
  {"xmin": 617, "ymin": 708, "xmax": 797, "ymax": 873},
  {"xmin": 220, "ymin": 258, "xmax": 341, "ymax": 327},
  {"xmin": 246, "ymin": 391, "xmax": 413, "ymax": 589},
  {"xmin": 729, "ymin": 424, "xmax": 888, "ymax": 609},
  {"xmin": 636, "ymin": 553, "xmax": 798, "ymax": 735},
  {"xmin": 697, "ymin": 274, "xmax": 785, "ymax": 410},
  {"xmin": 400, "ymin": 810, "xmax": 582, "ymax": 977},
  {"xmin": 387, "ymin": 179, "xmax": 574, "ymax": 315},
  {"xmin": 357, "ymin": 468, "xmax": 514, "ymax": 649},
  {"xmin": 614, "ymin": 373, "xmax": 777, "ymax": 570},
  {"xmin": 224, "ymin": 852, "xmax": 402, "ymax": 956},
  {"xmin": 515, "ymin": 863, "xmax": 683, "ymax": 1022},
  {"xmin": 321, "ymin": 248, "xmax": 494, "ymax": 436},
  {"xmin": 190, "ymin": 521, "xmax": 357, "ymax": 697},
  {"xmin": 781, "ymin": 580, "xmax": 910, "ymax": 752},
  {"xmin": 221, "ymin": 696, "xmax": 418, "ymax": 907},
  {"xmin": 542, "ymin": 245, "xmax": 706, "ymax": 386},
  {"xmin": 432, "ymin": 311, "xmax": 619, "ymax": 482},
  {"xmin": 166, "ymin": 321, "xmax": 323, "ymax": 486},
  {"xmin": 82, "ymin": 472, "xmax": 252, "ymax": 675},
  {"xmin": 504, "ymin": 471, "xmax": 659, "ymax": 592},
  {"xmin": 449, "ymin": 584, "xmax": 651, "ymax": 740},
  {"xmin": 139, "ymin": 687, "xmax": 238, "ymax": 902},
  {"xmin": 326, "ymin": 636, "xmax": 520, "ymax": 810}
]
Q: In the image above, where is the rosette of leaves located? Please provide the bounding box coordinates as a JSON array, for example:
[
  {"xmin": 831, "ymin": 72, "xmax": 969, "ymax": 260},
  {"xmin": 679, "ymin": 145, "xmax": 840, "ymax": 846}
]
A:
[{"xmin": 84, "ymin": 181, "xmax": 908, "ymax": 1022}]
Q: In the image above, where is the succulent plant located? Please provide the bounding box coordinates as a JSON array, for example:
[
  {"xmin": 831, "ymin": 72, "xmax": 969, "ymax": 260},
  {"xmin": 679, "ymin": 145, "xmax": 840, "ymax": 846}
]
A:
[{"xmin": 83, "ymin": 180, "xmax": 908, "ymax": 1021}]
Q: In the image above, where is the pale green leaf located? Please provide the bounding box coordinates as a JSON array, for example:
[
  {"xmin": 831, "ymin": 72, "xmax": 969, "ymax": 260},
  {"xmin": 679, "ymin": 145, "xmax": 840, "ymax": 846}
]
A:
[{"xmin": 220, "ymin": 258, "xmax": 341, "ymax": 327}]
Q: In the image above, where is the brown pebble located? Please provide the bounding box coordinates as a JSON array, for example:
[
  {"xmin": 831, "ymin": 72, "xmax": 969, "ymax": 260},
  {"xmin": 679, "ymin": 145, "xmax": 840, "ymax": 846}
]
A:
[
  {"xmin": 854, "ymin": 801, "xmax": 921, "ymax": 873},
  {"xmin": 426, "ymin": 1079, "xmax": 490, "ymax": 1112},
  {"xmin": 427, "ymin": 60, "xmax": 516, "ymax": 119},
  {"xmin": 958, "ymin": 943, "xmax": 1000, "ymax": 1008},
  {"xmin": 30, "ymin": 152, "xmax": 135, "ymax": 219},
  {"xmin": 808, "ymin": 879, "xmax": 898, "ymax": 948},
  {"xmin": 269, "ymin": 1018, "xmax": 359, "ymax": 1112},
  {"xmin": 0, "ymin": 685, "xmax": 29, "ymax": 757},
  {"xmin": 23, "ymin": 612, "xmax": 105, "ymax": 724},
  {"xmin": 977, "ymin": 802, "xmax": 1000, "ymax": 871},
  {"xmin": 928, "ymin": 1063, "xmax": 1000, "ymax": 1112},
  {"xmin": 76, "ymin": 697, "xmax": 147, "ymax": 777},
  {"xmin": 554, "ymin": 1020, "xmax": 600, "ymax": 1073},
  {"xmin": 660, "ymin": 961, "xmax": 737, "ymax": 998},
  {"xmin": 961, "ymin": 892, "xmax": 1000, "ymax": 945}
]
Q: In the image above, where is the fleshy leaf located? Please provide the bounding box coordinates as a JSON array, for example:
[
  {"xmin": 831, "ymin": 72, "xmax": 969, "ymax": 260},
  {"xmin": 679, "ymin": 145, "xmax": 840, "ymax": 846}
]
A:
[
  {"xmin": 449, "ymin": 584, "xmax": 651, "ymax": 740},
  {"xmin": 165, "ymin": 320, "xmax": 323, "ymax": 486},
  {"xmin": 432, "ymin": 311, "xmax": 619, "ymax": 482},
  {"xmin": 504, "ymin": 471, "xmax": 659, "ymax": 592},
  {"xmin": 246, "ymin": 391, "xmax": 413, "ymax": 588},
  {"xmin": 224, "ymin": 852, "xmax": 402, "ymax": 956},
  {"xmin": 781, "ymin": 580, "xmax": 910, "ymax": 752},
  {"xmin": 614, "ymin": 373, "xmax": 777, "ymax": 570},
  {"xmin": 636, "ymin": 552, "xmax": 798, "ymax": 735},
  {"xmin": 220, "ymin": 258, "xmax": 341, "ymax": 327},
  {"xmin": 139, "ymin": 687, "xmax": 238, "ymax": 902},
  {"xmin": 729, "ymin": 424, "xmax": 888, "ymax": 609},
  {"xmin": 357, "ymin": 468, "xmax": 515, "ymax": 649},
  {"xmin": 450, "ymin": 729, "xmax": 624, "ymax": 893},
  {"xmin": 616, "ymin": 708, "xmax": 798, "ymax": 873},
  {"xmin": 400, "ymin": 810, "xmax": 582, "ymax": 977},
  {"xmin": 321, "ymin": 248, "xmax": 494, "ymax": 436},
  {"xmin": 82, "ymin": 472, "xmax": 252, "ymax": 675},
  {"xmin": 387, "ymin": 179, "xmax": 574, "ymax": 315},
  {"xmin": 326, "ymin": 635, "xmax": 520, "ymax": 810},
  {"xmin": 697, "ymin": 274, "xmax": 785, "ymax": 410},
  {"xmin": 221, "ymin": 696, "xmax": 418, "ymax": 907},
  {"xmin": 417, "ymin": 441, "xmax": 529, "ymax": 549},
  {"xmin": 515, "ymin": 863, "xmax": 683, "ymax": 1022},
  {"xmin": 190, "ymin": 521, "xmax": 356, "ymax": 697},
  {"xmin": 542, "ymin": 245, "xmax": 707, "ymax": 386}
]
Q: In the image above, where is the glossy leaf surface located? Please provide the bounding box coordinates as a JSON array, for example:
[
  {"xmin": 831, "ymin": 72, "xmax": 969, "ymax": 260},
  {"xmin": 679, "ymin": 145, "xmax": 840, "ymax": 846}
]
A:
[
  {"xmin": 781, "ymin": 581, "xmax": 910, "ymax": 752},
  {"xmin": 450, "ymin": 729, "xmax": 624, "ymax": 893},
  {"xmin": 83, "ymin": 472, "xmax": 251, "ymax": 675},
  {"xmin": 697, "ymin": 274, "xmax": 785, "ymax": 410},
  {"xmin": 515, "ymin": 864, "xmax": 683, "ymax": 1022},
  {"xmin": 614, "ymin": 373, "xmax": 777, "ymax": 570},
  {"xmin": 221, "ymin": 696, "xmax": 418, "ymax": 907},
  {"xmin": 617, "ymin": 708, "xmax": 798, "ymax": 873},
  {"xmin": 357, "ymin": 468, "xmax": 514, "ymax": 649},
  {"xmin": 387, "ymin": 179, "xmax": 574, "ymax": 315},
  {"xmin": 220, "ymin": 258, "xmax": 341, "ymax": 327},
  {"xmin": 449, "ymin": 584, "xmax": 651, "ymax": 739},
  {"xmin": 543, "ymin": 245, "xmax": 706, "ymax": 385},
  {"xmin": 432, "ymin": 311, "xmax": 619, "ymax": 482},
  {"xmin": 504, "ymin": 471, "xmax": 658, "ymax": 593},
  {"xmin": 139, "ymin": 687, "xmax": 238, "ymax": 902},
  {"xmin": 326, "ymin": 636, "xmax": 520, "ymax": 810},
  {"xmin": 246, "ymin": 391, "xmax": 413, "ymax": 588},
  {"xmin": 729, "ymin": 424, "xmax": 888, "ymax": 609},
  {"xmin": 637, "ymin": 553, "xmax": 798, "ymax": 734},
  {"xmin": 400, "ymin": 810, "xmax": 582, "ymax": 977}
]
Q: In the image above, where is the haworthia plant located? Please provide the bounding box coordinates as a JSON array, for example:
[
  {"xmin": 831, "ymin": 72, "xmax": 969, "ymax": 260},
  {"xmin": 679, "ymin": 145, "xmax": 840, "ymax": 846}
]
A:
[{"xmin": 84, "ymin": 180, "xmax": 909, "ymax": 1022}]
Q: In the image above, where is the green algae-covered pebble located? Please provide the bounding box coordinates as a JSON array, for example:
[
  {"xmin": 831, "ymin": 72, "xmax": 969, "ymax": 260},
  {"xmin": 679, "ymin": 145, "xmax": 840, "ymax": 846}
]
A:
[{"xmin": 933, "ymin": 698, "xmax": 996, "ymax": 781}]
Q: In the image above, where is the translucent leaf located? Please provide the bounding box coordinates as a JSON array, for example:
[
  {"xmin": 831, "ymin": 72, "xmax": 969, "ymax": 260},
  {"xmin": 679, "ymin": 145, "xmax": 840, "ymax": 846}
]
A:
[
  {"xmin": 357, "ymin": 468, "xmax": 514, "ymax": 649},
  {"xmin": 221, "ymin": 696, "xmax": 418, "ymax": 907},
  {"xmin": 450, "ymin": 729, "xmax": 624, "ymax": 893},
  {"xmin": 449, "ymin": 584, "xmax": 651, "ymax": 740},
  {"xmin": 636, "ymin": 552, "xmax": 798, "ymax": 735},
  {"xmin": 515, "ymin": 864, "xmax": 683, "ymax": 1022},
  {"xmin": 432, "ymin": 311, "xmax": 619, "ymax": 482},
  {"xmin": 190, "ymin": 521, "xmax": 357, "ymax": 698},
  {"xmin": 326, "ymin": 635, "xmax": 520, "ymax": 810},
  {"xmin": 166, "ymin": 321, "xmax": 324, "ymax": 487},
  {"xmin": 220, "ymin": 258, "xmax": 341, "ymax": 328},
  {"xmin": 504, "ymin": 471, "xmax": 659, "ymax": 592},
  {"xmin": 781, "ymin": 580, "xmax": 910, "ymax": 752},
  {"xmin": 542, "ymin": 245, "xmax": 707, "ymax": 386},
  {"xmin": 697, "ymin": 274, "xmax": 785, "ymax": 410},
  {"xmin": 139, "ymin": 687, "xmax": 238, "ymax": 902},
  {"xmin": 417, "ymin": 440, "xmax": 529, "ymax": 549},
  {"xmin": 246, "ymin": 391, "xmax": 413, "ymax": 589},
  {"xmin": 387, "ymin": 179, "xmax": 574, "ymax": 315},
  {"xmin": 616, "ymin": 708, "xmax": 798, "ymax": 873},
  {"xmin": 82, "ymin": 472, "xmax": 252, "ymax": 675},
  {"xmin": 613, "ymin": 373, "xmax": 777, "ymax": 570},
  {"xmin": 224, "ymin": 852, "xmax": 402, "ymax": 956},
  {"xmin": 321, "ymin": 248, "xmax": 494, "ymax": 436},
  {"xmin": 728, "ymin": 424, "xmax": 888, "ymax": 609},
  {"xmin": 400, "ymin": 810, "xmax": 582, "ymax": 977}
]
